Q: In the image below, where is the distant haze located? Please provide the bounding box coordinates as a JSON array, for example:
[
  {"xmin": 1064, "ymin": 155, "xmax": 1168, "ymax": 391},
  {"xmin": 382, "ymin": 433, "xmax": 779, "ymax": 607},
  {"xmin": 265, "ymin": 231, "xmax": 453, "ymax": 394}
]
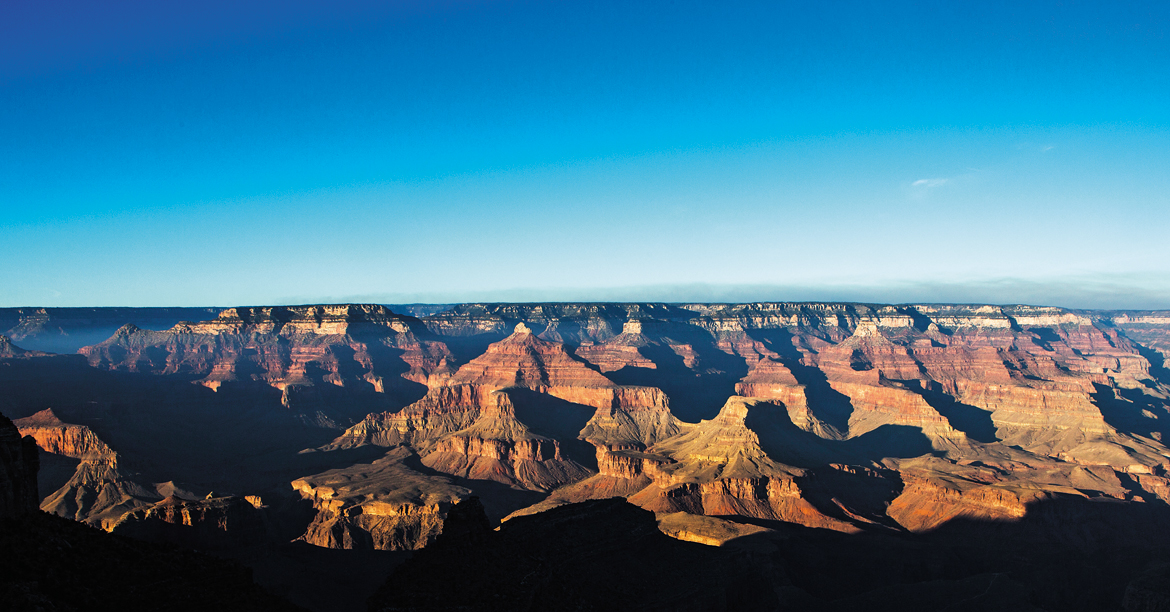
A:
[
  {"xmin": 333, "ymin": 275, "xmax": 1170, "ymax": 311},
  {"xmin": 2, "ymin": 1, "xmax": 1167, "ymax": 308}
]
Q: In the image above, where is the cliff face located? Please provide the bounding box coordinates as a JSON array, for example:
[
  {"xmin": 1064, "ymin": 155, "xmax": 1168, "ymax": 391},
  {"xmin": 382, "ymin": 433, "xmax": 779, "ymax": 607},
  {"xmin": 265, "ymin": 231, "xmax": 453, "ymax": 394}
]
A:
[
  {"xmin": 624, "ymin": 397, "xmax": 855, "ymax": 531},
  {"xmin": 16, "ymin": 408, "xmax": 114, "ymax": 459},
  {"xmin": 0, "ymin": 335, "xmax": 29, "ymax": 358},
  {"xmin": 0, "ymin": 306, "xmax": 221, "ymax": 354},
  {"xmin": 14, "ymin": 408, "xmax": 160, "ymax": 529},
  {"xmin": 291, "ymin": 447, "xmax": 471, "ymax": 551},
  {"xmin": 11, "ymin": 301, "xmax": 1170, "ymax": 553},
  {"xmin": 109, "ymin": 494, "xmax": 269, "ymax": 548},
  {"xmin": 79, "ymin": 304, "xmax": 453, "ymax": 428},
  {"xmin": 329, "ymin": 323, "xmax": 666, "ymax": 492},
  {"xmin": 419, "ymin": 391, "xmax": 593, "ymax": 492},
  {"xmin": 0, "ymin": 412, "xmax": 39, "ymax": 518}
]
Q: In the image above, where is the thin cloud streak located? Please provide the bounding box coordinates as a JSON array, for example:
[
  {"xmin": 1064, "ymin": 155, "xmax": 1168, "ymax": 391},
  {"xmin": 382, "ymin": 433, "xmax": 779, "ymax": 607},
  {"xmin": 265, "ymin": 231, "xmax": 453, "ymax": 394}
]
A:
[{"xmin": 912, "ymin": 178, "xmax": 948, "ymax": 187}]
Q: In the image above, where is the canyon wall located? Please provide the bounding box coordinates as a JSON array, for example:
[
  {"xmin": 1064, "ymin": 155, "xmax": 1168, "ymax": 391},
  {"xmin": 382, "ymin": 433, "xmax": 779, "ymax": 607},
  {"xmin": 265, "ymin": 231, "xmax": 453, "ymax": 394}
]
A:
[{"xmin": 7, "ymin": 301, "xmax": 1170, "ymax": 552}]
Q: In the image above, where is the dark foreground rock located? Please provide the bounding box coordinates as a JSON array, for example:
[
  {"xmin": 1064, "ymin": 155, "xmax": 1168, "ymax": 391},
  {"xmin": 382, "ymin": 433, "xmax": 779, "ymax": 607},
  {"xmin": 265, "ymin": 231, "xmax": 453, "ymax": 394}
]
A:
[
  {"xmin": 370, "ymin": 495, "xmax": 1170, "ymax": 612},
  {"xmin": 0, "ymin": 509, "xmax": 302, "ymax": 612},
  {"xmin": 370, "ymin": 497, "xmax": 800, "ymax": 612}
]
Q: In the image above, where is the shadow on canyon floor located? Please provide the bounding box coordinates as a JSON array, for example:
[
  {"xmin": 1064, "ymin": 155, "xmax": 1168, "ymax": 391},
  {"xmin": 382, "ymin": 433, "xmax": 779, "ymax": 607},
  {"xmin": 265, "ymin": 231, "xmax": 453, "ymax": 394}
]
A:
[
  {"xmin": 370, "ymin": 494, "xmax": 1170, "ymax": 612},
  {"xmin": 903, "ymin": 379, "xmax": 1000, "ymax": 443},
  {"xmin": 507, "ymin": 388, "xmax": 600, "ymax": 472},
  {"xmin": 606, "ymin": 340, "xmax": 746, "ymax": 423}
]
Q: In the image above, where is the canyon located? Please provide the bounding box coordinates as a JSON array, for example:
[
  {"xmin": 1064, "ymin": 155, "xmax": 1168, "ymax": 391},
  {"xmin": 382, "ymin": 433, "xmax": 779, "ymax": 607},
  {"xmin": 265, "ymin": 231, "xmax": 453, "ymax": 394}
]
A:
[{"xmin": 5, "ymin": 301, "xmax": 1170, "ymax": 610}]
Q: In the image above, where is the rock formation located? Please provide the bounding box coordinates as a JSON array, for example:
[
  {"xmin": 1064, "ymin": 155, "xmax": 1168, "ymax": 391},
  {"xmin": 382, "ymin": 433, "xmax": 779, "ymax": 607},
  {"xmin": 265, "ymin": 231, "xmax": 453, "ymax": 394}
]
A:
[
  {"xmin": 0, "ymin": 306, "xmax": 221, "ymax": 354},
  {"xmin": 15, "ymin": 408, "xmax": 161, "ymax": 529},
  {"xmin": 109, "ymin": 493, "xmax": 270, "ymax": 548},
  {"xmin": 8, "ymin": 301, "xmax": 1170, "ymax": 558},
  {"xmin": 79, "ymin": 304, "xmax": 452, "ymax": 428},
  {"xmin": 0, "ymin": 411, "xmax": 39, "ymax": 518},
  {"xmin": 0, "ymin": 510, "xmax": 297, "ymax": 611},
  {"xmin": 292, "ymin": 446, "xmax": 471, "ymax": 550}
]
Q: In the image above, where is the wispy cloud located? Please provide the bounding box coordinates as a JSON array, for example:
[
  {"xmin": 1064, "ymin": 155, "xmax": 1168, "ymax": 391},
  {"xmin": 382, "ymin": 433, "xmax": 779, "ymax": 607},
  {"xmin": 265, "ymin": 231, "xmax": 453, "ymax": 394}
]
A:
[{"xmin": 912, "ymin": 178, "xmax": 948, "ymax": 188}]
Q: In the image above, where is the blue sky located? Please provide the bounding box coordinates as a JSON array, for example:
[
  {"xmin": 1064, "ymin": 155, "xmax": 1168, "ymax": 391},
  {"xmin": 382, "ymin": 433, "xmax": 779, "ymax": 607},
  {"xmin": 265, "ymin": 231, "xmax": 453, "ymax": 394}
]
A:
[{"xmin": 2, "ymin": 0, "xmax": 1168, "ymax": 308}]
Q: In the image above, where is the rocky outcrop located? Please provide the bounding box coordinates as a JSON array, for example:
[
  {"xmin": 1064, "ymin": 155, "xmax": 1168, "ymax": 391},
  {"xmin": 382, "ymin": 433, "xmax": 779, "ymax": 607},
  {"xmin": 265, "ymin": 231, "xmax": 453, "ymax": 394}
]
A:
[
  {"xmin": 0, "ymin": 334, "xmax": 29, "ymax": 358},
  {"xmin": 38, "ymin": 456, "xmax": 161, "ymax": 529},
  {"xmin": 15, "ymin": 408, "xmax": 114, "ymax": 459},
  {"xmin": 15, "ymin": 408, "xmax": 160, "ymax": 528},
  {"xmin": 421, "ymin": 391, "xmax": 592, "ymax": 491},
  {"xmin": 79, "ymin": 304, "xmax": 453, "ymax": 427},
  {"xmin": 887, "ymin": 470, "xmax": 1041, "ymax": 532},
  {"xmin": 10, "ymin": 301, "xmax": 1170, "ymax": 551},
  {"xmin": 327, "ymin": 323, "xmax": 671, "ymax": 492},
  {"xmin": 110, "ymin": 493, "xmax": 269, "ymax": 548},
  {"xmin": 292, "ymin": 447, "xmax": 471, "ymax": 550},
  {"xmin": 0, "ymin": 412, "xmax": 39, "ymax": 518},
  {"xmin": 625, "ymin": 397, "xmax": 855, "ymax": 531},
  {"xmin": 735, "ymin": 358, "xmax": 816, "ymax": 429},
  {"xmin": 573, "ymin": 319, "xmax": 659, "ymax": 372},
  {"xmin": 0, "ymin": 306, "xmax": 221, "ymax": 354}
]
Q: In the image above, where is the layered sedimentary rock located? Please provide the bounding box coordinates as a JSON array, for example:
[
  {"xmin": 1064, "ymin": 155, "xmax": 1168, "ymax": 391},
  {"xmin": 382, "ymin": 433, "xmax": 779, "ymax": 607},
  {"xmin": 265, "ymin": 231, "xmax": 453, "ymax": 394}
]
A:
[
  {"xmin": 577, "ymin": 385, "xmax": 681, "ymax": 449},
  {"xmin": 82, "ymin": 305, "xmax": 453, "ymax": 388},
  {"xmin": 15, "ymin": 408, "xmax": 160, "ymax": 528},
  {"xmin": 11, "ymin": 301, "xmax": 1170, "ymax": 552},
  {"xmin": 299, "ymin": 303, "xmax": 1170, "ymax": 538},
  {"xmin": 110, "ymin": 493, "xmax": 269, "ymax": 548},
  {"xmin": 0, "ymin": 335, "xmax": 30, "ymax": 358},
  {"xmin": 420, "ymin": 391, "xmax": 591, "ymax": 491},
  {"xmin": 15, "ymin": 408, "xmax": 114, "ymax": 459},
  {"xmin": 80, "ymin": 304, "xmax": 454, "ymax": 428},
  {"xmin": 573, "ymin": 319, "xmax": 659, "ymax": 372},
  {"xmin": 629, "ymin": 397, "xmax": 855, "ymax": 531},
  {"xmin": 292, "ymin": 447, "xmax": 471, "ymax": 550},
  {"xmin": 329, "ymin": 323, "xmax": 668, "ymax": 489},
  {"xmin": 734, "ymin": 358, "xmax": 813, "ymax": 428},
  {"xmin": 0, "ymin": 306, "xmax": 221, "ymax": 354}
]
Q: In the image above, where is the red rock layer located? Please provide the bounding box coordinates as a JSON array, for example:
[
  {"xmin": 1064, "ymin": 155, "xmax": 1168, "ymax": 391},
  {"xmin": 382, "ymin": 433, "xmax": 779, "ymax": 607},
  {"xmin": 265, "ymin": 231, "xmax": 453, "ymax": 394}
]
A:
[
  {"xmin": 80, "ymin": 304, "xmax": 454, "ymax": 394},
  {"xmin": 573, "ymin": 320, "xmax": 658, "ymax": 372},
  {"xmin": 40, "ymin": 302, "xmax": 1170, "ymax": 540},
  {"xmin": 15, "ymin": 409, "xmax": 113, "ymax": 459},
  {"xmin": 15, "ymin": 409, "xmax": 161, "ymax": 529},
  {"xmin": 420, "ymin": 391, "xmax": 592, "ymax": 491},
  {"xmin": 628, "ymin": 397, "xmax": 856, "ymax": 532},
  {"xmin": 446, "ymin": 322, "xmax": 613, "ymax": 389},
  {"xmin": 734, "ymin": 358, "xmax": 819, "ymax": 433},
  {"xmin": 328, "ymin": 384, "xmax": 486, "ymax": 450},
  {"xmin": 578, "ymin": 386, "xmax": 681, "ymax": 449},
  {"xmin": 292, "ymin": 447, "xmax": 470, "ymax": 550}
]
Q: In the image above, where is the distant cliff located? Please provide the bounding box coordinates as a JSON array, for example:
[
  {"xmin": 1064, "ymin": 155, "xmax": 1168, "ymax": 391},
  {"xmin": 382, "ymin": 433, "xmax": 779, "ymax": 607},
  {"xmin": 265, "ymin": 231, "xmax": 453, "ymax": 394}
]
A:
[{"xmin": 8, "ymin": 301, "xmax": 1170, "ymax": 554}]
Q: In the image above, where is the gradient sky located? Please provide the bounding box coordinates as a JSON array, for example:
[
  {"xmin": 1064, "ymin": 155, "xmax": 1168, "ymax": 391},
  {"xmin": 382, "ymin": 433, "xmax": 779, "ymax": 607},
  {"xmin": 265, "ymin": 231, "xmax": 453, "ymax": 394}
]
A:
[{"xmin": 2, "ymin": 0, "xmax": 1168, "ymax": 308}]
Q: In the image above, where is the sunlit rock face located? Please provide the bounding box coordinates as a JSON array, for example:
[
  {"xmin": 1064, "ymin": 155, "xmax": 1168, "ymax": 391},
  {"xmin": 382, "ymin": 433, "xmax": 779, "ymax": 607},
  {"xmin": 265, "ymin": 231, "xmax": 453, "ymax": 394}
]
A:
[
  {"xmin": 291, "ymin": 447, "xmax": 471, "ymax": 551},
  {"xmin": 16, "ymin": 408, "xmax": 159, "ymax": 529},
  {"xmin": 109, "ymin": 493, "xmax": 270, "ymax": 548},
  {"xmin": 8, "ymin": 301, "xmax": 1170, "ymax": 552}
]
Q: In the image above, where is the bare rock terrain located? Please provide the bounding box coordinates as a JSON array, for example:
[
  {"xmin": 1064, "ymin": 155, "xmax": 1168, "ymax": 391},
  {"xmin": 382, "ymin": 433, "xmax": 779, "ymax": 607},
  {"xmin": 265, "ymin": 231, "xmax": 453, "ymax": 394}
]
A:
[{"xmin": 6, "ymin": 301, "xmax": 1170, "ymax": 610}]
